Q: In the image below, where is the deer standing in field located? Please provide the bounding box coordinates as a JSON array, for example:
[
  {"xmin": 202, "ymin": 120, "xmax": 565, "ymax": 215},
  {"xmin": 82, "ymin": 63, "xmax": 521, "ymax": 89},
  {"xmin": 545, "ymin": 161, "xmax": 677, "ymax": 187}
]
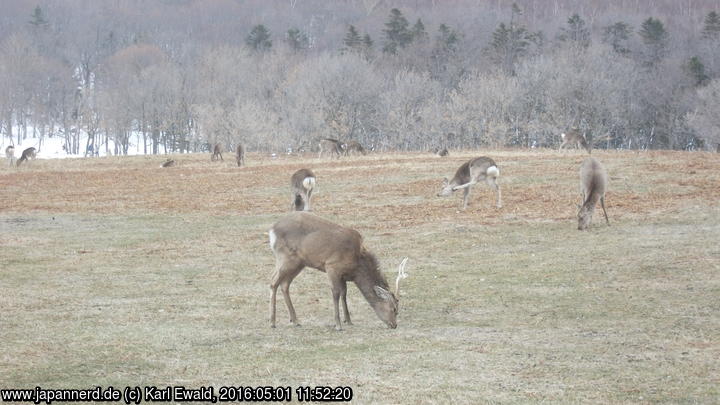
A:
[
  {"xmin": 16, "ymin": 147, "xmax": 36, "ymax": 167},
  {"xmin": 318, "ymin": 138, "xmax": 344, "ymax": 159},
  {"xmin": 437, "ymin": 157, "xmax": 502, "ymax": 210},
  {"xmin": 269, "ymin": 212, "xmax": 408, "ymax": 330},
  {"xmin": 5, "ymin": 145, "xmax": 15, "ymax": 167},
  {"xmin": 577, "ymin": 157, "xmax": 609, "ymax": 230},
  {"xmin": 560, "ymin": 128, "xmax": 592, "ymax": 154},
  {"xmin": 211, "ymin": 143, "xmax": 223, "ymax": 161},
  {"xmin": 343, "ymin": 140, "xmax": 367, "ymax": 156},
  {"xmin": 236, "ymin": 144, "xmax": 245, "ymax": 167},
  {"xmin": 290, "ymin": 169, "xmax": 316, "ymax": 211}
]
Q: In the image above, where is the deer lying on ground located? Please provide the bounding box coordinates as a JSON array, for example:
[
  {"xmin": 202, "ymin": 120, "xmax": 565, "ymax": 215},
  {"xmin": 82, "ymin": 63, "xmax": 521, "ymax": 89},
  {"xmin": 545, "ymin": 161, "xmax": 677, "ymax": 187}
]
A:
[
  {"xmin": 578, "ymin": 157, "xmax": 609, "ymax": 230},
  {"xmin": 343, "ymin": 140, "xmax": 367, "ymax": 156},
  {"xmin": 5, "ymin": 145, "xmax": 15, "ymax": 167},
  {"xmin": 433, "ymin": 147, "xmax": 449, "ymax": 157},
  {"xmin": 236, "ymin": 144, "xmax": 245, "ymax": 167},
  {"xmin": 560, "ymin": 128, "xmax": 592, "ymax": 154},
  {"xmin": 161, "ymin": 158, "xmax": 176, "ymax": 168},
  {"xmin": 16, "ymin": 147, "xmax": 36, "ymax": 167},
  {"xmin": 290, "ymin": 169, "xmax": 316, "ymax": 211},
  {"xmin": 269, "ymin": 212, "xmax": 408, "ymax": 330},
  {"xmin": 211, "ymin": 144, "xmax": 223, "ymax": 161},
  {"xmin": 437, "ymin": 157, "xmax": 502, "ymax": 210},
  {"xmin": 318, "ymin": 138, "xmax": 344, "ymax": 159}
]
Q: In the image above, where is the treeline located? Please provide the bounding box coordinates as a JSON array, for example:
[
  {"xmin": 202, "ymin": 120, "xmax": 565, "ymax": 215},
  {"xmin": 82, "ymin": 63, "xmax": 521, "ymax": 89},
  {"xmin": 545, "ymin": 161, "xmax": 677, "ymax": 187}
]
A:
[{"xmin": 1, "ymin": 0, "xmax": 720, "ymax": 154}]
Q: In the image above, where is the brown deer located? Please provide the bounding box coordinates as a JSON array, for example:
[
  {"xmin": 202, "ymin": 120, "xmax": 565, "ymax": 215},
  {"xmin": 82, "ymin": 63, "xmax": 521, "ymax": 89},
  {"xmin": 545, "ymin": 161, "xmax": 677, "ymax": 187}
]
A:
[
  {"xmin": 560, "ymin": 128, "xmax": 592, "ymax": 154},
  {"xmin": 343, "ymin": 140, "xmax": 367, "ymax": 156},
  {"xmin": 16, "ymin": 147, "xmax": 37, "ymax": 167},
  {"xmin": 290, "ymin": 169, "xmax": 316, "ymax": 211},
  {"xmin": 236, "ymin": 144, "xmax": 245, "ymax": 167},
  {"xmin": 433, "ymin": 147, "xmax": 449, "ymax": 157},
  {"xmin": 437, "ymin": 157, "xmax": 502, "ymax": 210},
  {"xmin": 318, "ymin": 138, "xmax": 344, "ymax": 159},
  {"xmin": 578, "ymin": 157, "xmax": 609, "ymax": 230},
  {"xmin": 211, "ymin": 143, "xmax": 223, "ymax": 161},
  {"xmin": 161, "ymin": 158, "xmax": 176, "ymax": 168},
  {"xmin": 268, "ymin": 212, "xmax": 408, "ymax": 330},
  {"xmin": 5, "ymin": 145, "xmax": 15, "ymax": 167}
]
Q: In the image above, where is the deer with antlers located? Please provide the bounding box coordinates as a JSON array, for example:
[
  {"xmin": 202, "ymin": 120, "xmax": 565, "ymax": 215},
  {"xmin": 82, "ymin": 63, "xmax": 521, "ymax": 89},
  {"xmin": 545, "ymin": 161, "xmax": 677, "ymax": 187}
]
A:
[
  {"xmin": 437, "ymin": 157, "xmax": 502, "ymax": 210},
  {"xmin": 560, "ymin": 128, "xmax": 592, "ymax": 154},
  {"xmin": 269, "ymin": 212, "xmax": 408, "ymax": 330}
]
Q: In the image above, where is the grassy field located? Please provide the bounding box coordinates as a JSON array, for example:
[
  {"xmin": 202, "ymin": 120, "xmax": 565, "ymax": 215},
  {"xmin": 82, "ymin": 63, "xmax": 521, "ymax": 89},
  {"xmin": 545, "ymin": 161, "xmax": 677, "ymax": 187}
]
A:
[{"xmin": 1, "ymin": 149, "xmax": 719, "ymax": 404}]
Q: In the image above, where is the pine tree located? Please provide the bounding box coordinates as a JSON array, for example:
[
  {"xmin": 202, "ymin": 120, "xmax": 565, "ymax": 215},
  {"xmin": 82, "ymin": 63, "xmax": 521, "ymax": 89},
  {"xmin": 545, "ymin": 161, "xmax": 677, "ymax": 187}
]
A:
[
  {"xmin": 382, "ymin": 8, "xmax": 412, "ymax": 54},
  {"xmin": 559, "ymin": 14, "xmax": 590, "ymax": 47},
  {"xmin": 362, "ymin": 34, "xmax": 373, "ymax": 49},
  {"xmin": 702, "ymin": 11, "xmax": 720, "ymax": 40},
  {"xmin": 411, "ymin": 19, "xmax": 428, "ymax": 43},
  {"xmin": 602, "ymin": 22, "xmax": 632, "ymax": 55},
  {"xmin": 29, "ymin": 5, "xmax": 48, "ymax": 27},
  {"xmin": 687, "ymin": 56, "xmax": 709, "ymax": 86},
  {"xmin": 344, "ymin": 25, "xmax": 362, "ymax": 49},
  {"xmin": 639, "ymin": 18, "xmax": 668, "ymax": 66},
  {"xmin": 436, "ymin": 24, "xmax": 458, "ymax": 53},
  {"xmin": 490, "ymin": 5, "xmax": 539, "ymax": 75},
  {"xmin": 286, "ymin": 28, "xmax": 308, "ymax": 51},
  {"xmin": 246, "ymin": 25, "xmax": 272, "ymax": 52}
]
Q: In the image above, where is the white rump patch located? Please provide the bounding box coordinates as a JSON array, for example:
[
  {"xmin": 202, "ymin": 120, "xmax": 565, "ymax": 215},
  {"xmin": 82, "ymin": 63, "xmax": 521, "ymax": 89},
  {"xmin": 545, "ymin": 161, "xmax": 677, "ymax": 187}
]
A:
[
  {"xmin": 486, "ymin": 165, "xmax": 499, "ymax": 178},
  {"xmin": 268, "ymin": 229, "xmax": 277, "ymax": 250},
  {"xmin": 303, "ymin": 177, "xmax": 316, "ymax": 190},
  {"xmin": 561, "ymin": 133, "xmax": 566, "ymax": 139}
]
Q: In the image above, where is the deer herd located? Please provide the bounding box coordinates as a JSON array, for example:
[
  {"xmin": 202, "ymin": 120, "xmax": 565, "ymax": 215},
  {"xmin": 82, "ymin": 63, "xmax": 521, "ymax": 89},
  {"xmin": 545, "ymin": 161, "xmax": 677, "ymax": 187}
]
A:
[{"xmin": 3, "ymin": 131, "xmax": 611, "ymax": 331}]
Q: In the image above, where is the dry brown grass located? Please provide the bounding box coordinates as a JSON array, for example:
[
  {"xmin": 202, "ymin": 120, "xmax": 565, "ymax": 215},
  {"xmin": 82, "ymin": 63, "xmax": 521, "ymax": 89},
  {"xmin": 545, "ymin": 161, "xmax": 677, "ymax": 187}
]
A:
[{"xmin": 1, "ymin": 149, "xmax": 719, "ymax": 404}]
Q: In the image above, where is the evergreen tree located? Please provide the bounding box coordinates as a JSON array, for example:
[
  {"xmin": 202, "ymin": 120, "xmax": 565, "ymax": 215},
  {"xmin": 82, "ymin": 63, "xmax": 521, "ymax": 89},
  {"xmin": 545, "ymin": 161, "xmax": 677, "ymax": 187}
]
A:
[
  {"xmin": 362, "ymin": 34, "xmax": 373, "ymax": 49},
  {"xmin": 436, "ymin": 24, "xmax": 458, "ymax": 53},
  {"xmin": 382, "ymin": 8, "xmax": 412, "ymax": 54},
  {"xmin": 702, "ymin": 11, "xmax": 720, "ymax": 40},
  {"xmin": 687, "ymin": 56, "xmax": 709, "ymax": 86},
  {"xmin": 343, "ymin": 25, "xmax": 362, "ymax": 49},
  {"xmin": 29, "ymin": 5, "xmax": 48, "ymax": 27},
  {"xmin": 411, "ymin": 18, "xmax": 428, "ymax": 43},
  {"xmin": 559, "ymin": 14, "xmax": 590, "ymax": 47},
  {"xmin": 246, "ymin": 25, "xmax": 272, "ymax": 52},
  {"xmin": 286, "ymin": 28, "xmax": 308, "ymax": 51},
  {"xmin": 602, "ymin": 22, "xmax": 632, "ymax": 55},
  {"xmin": 490, "ymin": 5, "xmax": 539, "ymax": 75},
  {"xmin": 639, "ymin": 17, "xmax": 668, "ymax": 66}
]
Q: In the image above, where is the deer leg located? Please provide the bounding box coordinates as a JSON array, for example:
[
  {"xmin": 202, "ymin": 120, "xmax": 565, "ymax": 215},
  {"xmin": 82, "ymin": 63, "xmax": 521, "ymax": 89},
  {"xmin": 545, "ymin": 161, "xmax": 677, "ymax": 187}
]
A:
[
  {"xmin": 487, "ymin": 177, "xmax": 502, "ymax": 208},
  {"xmin": 452, "ymin": 180, "xmax": 477, "ymax": 191},
  {"xmin": 329, "ymin": 277, "xmax": 345, "ymax": 331},
  {"xmin": 340, "ymin": 282, "xmax": 352, "ymax": 325},
  {"xmin": 270, "ymin": 259, "xmax": 303, "ymax": 328},
  {"xmin": 601, "ymin": 196, "xmax": 610, "ymax": 225},
  {"xmin": 462, "ymin": 187, "xmax": 471, "ymax": 210},
  {"xmin": 305, "ymin": 189, "xmax": 312, "ymax": 212}
]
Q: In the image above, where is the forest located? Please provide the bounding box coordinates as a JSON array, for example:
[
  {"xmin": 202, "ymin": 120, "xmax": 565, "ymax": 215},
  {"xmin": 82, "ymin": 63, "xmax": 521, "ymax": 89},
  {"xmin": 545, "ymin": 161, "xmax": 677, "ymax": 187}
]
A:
[{"xmin": 1, "ymin": 0, "xmax": 720, "ymax": 155}]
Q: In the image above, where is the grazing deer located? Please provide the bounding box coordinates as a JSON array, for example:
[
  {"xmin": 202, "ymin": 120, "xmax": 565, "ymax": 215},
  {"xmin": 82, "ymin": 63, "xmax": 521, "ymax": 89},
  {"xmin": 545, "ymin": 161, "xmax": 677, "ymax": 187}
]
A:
[
  {"xmin": 16, "ymin": 147, "xmax": 37, "ymax": 167},
  {"xmin": 236, "ymin": 144, "xmax": 245, "ymax": 167},
  {"xmin": 343, "ymin": 140, "xmax": 367, "ymax": 156},
  {"xmin": 290, "ymin": 169, "xmax": 316, "ymax": 211},
  {"xmin": 5, "ymin": 145, "xmax": 15, "ymax": 167},
  {"xmin": 560, "ymin": 128, "xmax": 592, "ymax": 154},
  {"xmin": 578, "ymin": 157, "xmax": 609, "ymax": 230},
  {"xmin": 318, "ymin": 138, "xmax": 344, "ymax": 159},
  {"xmin": 211, "ymin": 143, "xmax": 223, "ymax": 161},
  {"xmin": 161, "ymin": 158, "xmax": 176, "ymax": 168},
  {"xmin": 437, "ymin": 157, "xmax": 502, "ymax": 210},
  {"xmin": 269, "ymin": 212, "xmax": 408, "ymax": 330},
  {"xmin": 433, "ymin": 147, "xmax": 449, "ymax": 157}
]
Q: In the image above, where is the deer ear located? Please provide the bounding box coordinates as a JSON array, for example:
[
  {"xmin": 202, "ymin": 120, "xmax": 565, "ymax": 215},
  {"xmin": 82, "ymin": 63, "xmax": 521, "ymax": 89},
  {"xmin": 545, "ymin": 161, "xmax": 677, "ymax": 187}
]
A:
[
  {"xmin": 442, "ymin": 177, "xmax": 449, "ymax": 186},
  {"xmin": 373, "ymin": 286, "xmax": 393, "ymax": 301}
]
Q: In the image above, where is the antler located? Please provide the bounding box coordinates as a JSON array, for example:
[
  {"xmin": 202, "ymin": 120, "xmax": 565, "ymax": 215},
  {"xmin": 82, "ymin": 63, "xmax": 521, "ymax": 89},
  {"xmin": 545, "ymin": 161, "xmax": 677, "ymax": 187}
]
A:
[{"xmin": 394, "ymin": 257, "xmax": 409, "ymax": 296}]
